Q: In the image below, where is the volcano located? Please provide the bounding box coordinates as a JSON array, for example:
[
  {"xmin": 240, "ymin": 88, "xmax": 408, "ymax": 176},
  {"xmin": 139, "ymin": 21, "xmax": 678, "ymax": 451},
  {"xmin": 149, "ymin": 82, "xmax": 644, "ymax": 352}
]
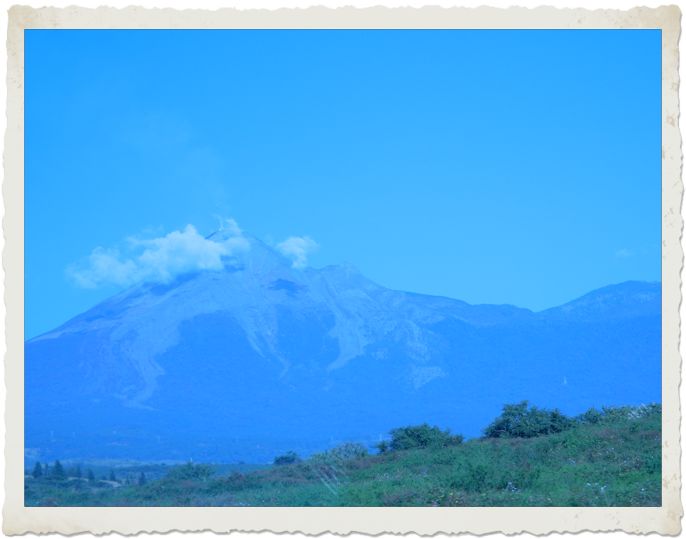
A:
[{"xmin": 25, "ymin": 232, "xmax": 661, "ymax": 463}]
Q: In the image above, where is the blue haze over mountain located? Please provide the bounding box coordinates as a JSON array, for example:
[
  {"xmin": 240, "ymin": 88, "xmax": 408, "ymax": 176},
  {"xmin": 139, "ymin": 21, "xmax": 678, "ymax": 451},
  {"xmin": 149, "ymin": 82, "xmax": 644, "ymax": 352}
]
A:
[{"xmin": 25, "ymin": 232, "xmax": 661, "ymax": 463}]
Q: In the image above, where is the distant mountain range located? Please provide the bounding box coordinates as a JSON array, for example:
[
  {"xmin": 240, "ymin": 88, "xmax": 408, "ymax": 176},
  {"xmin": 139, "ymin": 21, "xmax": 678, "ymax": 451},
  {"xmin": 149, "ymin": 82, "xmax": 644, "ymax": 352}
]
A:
[{"xmin": 25, "ymin": 232, "xmax": 661, "ymax": 463}]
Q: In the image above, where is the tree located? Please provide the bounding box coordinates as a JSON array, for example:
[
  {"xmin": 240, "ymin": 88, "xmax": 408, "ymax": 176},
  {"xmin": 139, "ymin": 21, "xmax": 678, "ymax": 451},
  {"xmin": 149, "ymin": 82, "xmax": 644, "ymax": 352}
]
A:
[
  {"xmin": 52, "ymin": 460, "xmax": 65, "ymax": 479},
  {"xmin": 32, "ymin": 462, "xmax": 43, "ymax": 479},
  {"xmin": 109, "ymin": 470, "xmax": 117, "ymax": 482},
  {"xmin": 138, "ymin": 472, "xmax": 147, "ymax": 486},
  {"xmin": 87, "ymin": 470, "xmax": 95, "ymax": 482},
  {"xmin": 549, "ymin": 408, "xmax": 573, "ymax": 433},
  {"xmin": 484, "ymin": 401, "xmax": 573, "ymax": 439},
  {"xmin": 70, "ymin": 465, "xmax": 82, "ymax": 479},
  {"xmin": 388, "ymin": 424, "xmax": 464, "ymax": 451},
  {"xmin": 376, "ymin": 440, "xmax": 390, "ymax": 454},
  {"xmin": 273, "ymin": 451, "xmax": 301, "ymax": 466}
]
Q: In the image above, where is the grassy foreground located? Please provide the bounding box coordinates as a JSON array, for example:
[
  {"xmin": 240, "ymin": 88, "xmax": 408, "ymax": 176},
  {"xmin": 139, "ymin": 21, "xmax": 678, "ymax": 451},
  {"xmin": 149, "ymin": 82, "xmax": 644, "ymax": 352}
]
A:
[{"xmin": 25, "ymin": 404, "xmax": 661, "ymax": 507}]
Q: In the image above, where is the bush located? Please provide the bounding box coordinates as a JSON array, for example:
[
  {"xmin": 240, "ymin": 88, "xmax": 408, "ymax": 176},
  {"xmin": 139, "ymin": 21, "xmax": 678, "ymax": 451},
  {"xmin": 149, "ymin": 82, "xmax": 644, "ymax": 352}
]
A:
[
  {"xmin": 376, "ymin": 440, "xmax": 390, "ymax": 454},
  {"xmin": 387, "ymin": 424, "xmax": 464, "ymax": 451},
  {"xmin": 577, "ymin": 407, "xmax": 603, "ymax": 424},
  {"xmin": 273, "ymin": 451, "xmax": 301, "ymax": 466},
  {"xmin": 602, "ymin": 403, "xmax": 661, "ymax": 422},
  {"xmin": 484, "ymin": 401, "xmax": 573, "ymax": 438},
  {"xmin": 576, "ymin": 404, "xmax": 661, "ymax": 425}
]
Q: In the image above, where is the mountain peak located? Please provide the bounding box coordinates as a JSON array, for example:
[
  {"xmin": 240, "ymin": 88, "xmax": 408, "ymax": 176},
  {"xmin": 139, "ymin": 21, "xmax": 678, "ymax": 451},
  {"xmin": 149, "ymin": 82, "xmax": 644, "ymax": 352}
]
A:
[
  {"xmin": 205, "ymin": 218, "xmax": 245, "ymax": 243},
  {"xmin": 204, "ymin": 226, "xmax": 295, "ymax": 275}
]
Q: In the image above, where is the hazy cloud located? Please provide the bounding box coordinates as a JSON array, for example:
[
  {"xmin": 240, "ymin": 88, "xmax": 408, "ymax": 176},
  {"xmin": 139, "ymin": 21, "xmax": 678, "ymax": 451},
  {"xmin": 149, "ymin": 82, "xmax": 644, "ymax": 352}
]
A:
[
  {"xmin": 277, "ymin": 236, "xmax": 319, "ymax": 269},
  {"xmin": 68, "ymin": 222, "xmax": 249, "ymax": 288},
  {"xmin": 615, "ymin": 248, "xmax": 634, "ymax": 259},
  {"xmin": 68, "ymin": 247, "xmax": 139, "ymax": 288}
]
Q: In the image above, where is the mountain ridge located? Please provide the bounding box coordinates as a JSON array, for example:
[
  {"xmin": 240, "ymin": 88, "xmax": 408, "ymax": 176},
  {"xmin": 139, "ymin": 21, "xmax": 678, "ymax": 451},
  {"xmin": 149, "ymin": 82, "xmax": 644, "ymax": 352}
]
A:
[{"xmin": 30, "ymin": 262, "xmax": 658, "ymax": 344}]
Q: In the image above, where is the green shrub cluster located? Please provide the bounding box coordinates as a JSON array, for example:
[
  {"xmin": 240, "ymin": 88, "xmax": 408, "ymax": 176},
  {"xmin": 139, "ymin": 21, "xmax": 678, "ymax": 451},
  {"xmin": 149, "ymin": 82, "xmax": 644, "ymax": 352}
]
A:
[
  {"xmin": 273, "ymin": 451, "xmax": 302, "ymax": 466},
  {"xmin": 484, "ymin": 401, "xmax": 574, "ymax": 438},
  {"xmin": 578, "ymin": 403, "xmax": 661, "ymax": 424},
  {"xmin": 380, "ymin": 423, "xmax": 464, "ymax": 452},
  {"xmin": 484, "ymin": 401, "xmax": 662, "ymax": 439}
]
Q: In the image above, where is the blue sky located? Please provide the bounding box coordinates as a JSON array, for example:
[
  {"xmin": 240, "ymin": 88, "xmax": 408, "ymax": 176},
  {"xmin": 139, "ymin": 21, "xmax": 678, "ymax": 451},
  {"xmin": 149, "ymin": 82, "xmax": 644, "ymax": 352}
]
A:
[{"xmin": 26, "ymin": 29, "xmax": 661, "ymax": 338}]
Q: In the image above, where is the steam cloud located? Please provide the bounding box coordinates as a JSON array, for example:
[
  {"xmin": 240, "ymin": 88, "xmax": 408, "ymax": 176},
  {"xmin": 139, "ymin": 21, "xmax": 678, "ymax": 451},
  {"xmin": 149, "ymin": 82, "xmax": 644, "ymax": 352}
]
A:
[
  {"xmin": 276, "ymin": 236, "xmax": 319, "ymax": 269},
  {"xmin": 68, "ymin": 220, "xmax": 249, "ymax": 288}
]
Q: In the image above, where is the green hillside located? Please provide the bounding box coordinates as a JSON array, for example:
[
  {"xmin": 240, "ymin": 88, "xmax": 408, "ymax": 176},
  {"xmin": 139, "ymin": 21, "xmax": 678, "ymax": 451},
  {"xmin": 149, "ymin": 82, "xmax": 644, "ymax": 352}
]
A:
[{"xmin": 25, "ymin": 403, "xmax": 661, "ymax": 507}]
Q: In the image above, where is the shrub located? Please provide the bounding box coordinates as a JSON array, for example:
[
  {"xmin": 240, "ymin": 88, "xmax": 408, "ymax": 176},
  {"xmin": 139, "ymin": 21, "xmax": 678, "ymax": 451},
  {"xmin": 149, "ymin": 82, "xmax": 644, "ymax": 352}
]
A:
[
  {"xmin": 484, "ymin": 401, "xmax": 573, "ymax": 438},
  {"xmin": 388, "ymin": 424, "xmax": 464, "ymax": 451},
  {"xmin": 312, "ymin": 442, "xmax": 368, "ymax": 464},
  {"xmin": 376, "ymin": 440, "xmax": 390, "ymax": 454},
  {"xmin": 576, "ymin": 404, "xmax": 662, "ymax": 425},
  {"xmin": 577, "ymin": 407, "xmax": 603, "ymax": 424},
  {"xmin": 602, "ymin": 403, "xmax": 662, "ymax": 422},
  {"xmin": 273, "ymin": 451, "xmax": 301, "ymax": 466},
  {"xmin": 329, "ymin": 442, "xmax": 368, "ymax": 460}
]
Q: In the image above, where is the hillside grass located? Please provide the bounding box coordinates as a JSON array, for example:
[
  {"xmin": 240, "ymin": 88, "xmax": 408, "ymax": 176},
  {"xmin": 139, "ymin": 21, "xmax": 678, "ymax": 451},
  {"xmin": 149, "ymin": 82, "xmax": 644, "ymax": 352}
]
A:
[{"xmin": 25, "ymin": 404, "xmax": 661, "ymax": 507}]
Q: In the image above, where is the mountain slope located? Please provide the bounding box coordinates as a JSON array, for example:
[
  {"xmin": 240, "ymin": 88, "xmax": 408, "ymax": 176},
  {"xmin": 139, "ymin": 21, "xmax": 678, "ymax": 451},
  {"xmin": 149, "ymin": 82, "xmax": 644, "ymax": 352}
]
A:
[{"xmin": 25, "ymin": 236, "xmax": 661, "ymax": 463}]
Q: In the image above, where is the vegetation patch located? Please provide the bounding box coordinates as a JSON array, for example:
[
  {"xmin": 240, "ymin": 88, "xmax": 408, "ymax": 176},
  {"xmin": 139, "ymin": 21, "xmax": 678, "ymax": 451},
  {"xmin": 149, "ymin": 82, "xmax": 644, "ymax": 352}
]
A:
[{"xmin": 25, "ymin": 403, "xmax": 661, "ymax": 507}]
